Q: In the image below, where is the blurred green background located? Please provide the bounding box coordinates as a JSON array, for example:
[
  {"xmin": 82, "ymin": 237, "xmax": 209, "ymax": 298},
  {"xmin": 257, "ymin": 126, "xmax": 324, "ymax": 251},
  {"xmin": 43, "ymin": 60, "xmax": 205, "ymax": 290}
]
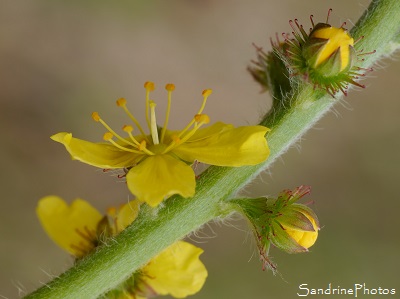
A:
[{"xmin": 1, "ymin": 0, "xmax": 400, "ymax": 298}]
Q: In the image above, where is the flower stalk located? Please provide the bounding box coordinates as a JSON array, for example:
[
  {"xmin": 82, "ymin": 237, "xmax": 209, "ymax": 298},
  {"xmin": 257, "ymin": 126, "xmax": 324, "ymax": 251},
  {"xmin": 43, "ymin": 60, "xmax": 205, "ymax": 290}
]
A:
[{"xmin": 26, "ymin": 1, "xmax": 400, "ymax": 298}]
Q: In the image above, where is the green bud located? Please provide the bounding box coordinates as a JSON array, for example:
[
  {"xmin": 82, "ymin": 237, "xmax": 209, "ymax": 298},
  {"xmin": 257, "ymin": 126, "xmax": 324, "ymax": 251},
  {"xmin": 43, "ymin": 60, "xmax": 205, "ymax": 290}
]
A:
[{"xmin": 230, "ymin": 186, "xmax": 320, "ymax": 271}]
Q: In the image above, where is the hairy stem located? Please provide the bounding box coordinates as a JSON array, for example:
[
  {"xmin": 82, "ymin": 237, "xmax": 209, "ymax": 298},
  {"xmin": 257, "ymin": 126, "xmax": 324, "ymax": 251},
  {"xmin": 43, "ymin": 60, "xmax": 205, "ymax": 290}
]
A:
[{"xmin": 26, "ymin": 1, "xmax": 400, "ymax": 298}]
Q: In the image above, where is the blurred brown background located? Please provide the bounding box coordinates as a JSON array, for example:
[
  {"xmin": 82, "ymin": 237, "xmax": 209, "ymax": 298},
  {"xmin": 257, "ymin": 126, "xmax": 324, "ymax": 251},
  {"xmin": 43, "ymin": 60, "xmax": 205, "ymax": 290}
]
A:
[{"xmin": 1, "ymin": 0, "xmax": 399, "ymax": 298}]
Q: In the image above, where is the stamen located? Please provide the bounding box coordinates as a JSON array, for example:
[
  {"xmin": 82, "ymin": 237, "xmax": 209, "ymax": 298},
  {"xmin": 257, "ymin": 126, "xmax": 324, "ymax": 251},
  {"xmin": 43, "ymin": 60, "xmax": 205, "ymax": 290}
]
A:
[
  {"xmin": 162, "ymin": 113, "xmax": 210, "ymax": 154},
  {"xmin": 122, "ymin": 125, "xmax": 140, "ymax": 146},
  {"xmin": 103, "ymin": 133, "xmax": 142, "ymax": 153},
  {"xmin": 116, "ymin": 98, "xmax": 147, "ymax": 138},
  {"xmin": 122, "ymin": 125, "xmax": 155, "ymax": 155},
  {"xmin": 144, "ymin": 81, "xmax": 155, "ymax": 131},
  {"xmin": 107, "ymin": 207, "xmax": 117, "ymax": 217},
  {"xmin": 172, "ymin": 135, "xmax": 181, "ymax": 144},
  {"xmin": 178, "ymin": 89, "xmax": 212, "ymax": 138},
  {"xmin": 160, "ymin": 135, "xmax": 181, "ymax": 154},
  {"xmin": 149, "ymin": 101, "xmax": 159, "ymax": 145},
  {"xmin": 139, "ymin": 140, "xmax": 147, "ymax": 151},
  {"xmin": 179, "ymin": 114, "xmax": 210, "ymax": 144},
  {"xmin": 70, "ymin": 226, "xmax": 98, "ymax": 256},
  {"xmin": 160, "ymin": 83, "xmax": 175, "ymax": 143},
  {"xmin": 92, "ymin": 112, "xmax": 137, "ymax": 147},
  {"xmin": 194, "ymin": 114, "xmax": 210, "ymax": 124}
]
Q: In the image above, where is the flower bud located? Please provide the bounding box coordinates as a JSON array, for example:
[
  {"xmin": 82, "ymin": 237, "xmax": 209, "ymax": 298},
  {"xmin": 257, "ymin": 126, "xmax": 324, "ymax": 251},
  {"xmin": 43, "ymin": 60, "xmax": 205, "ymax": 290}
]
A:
[
  {"xmin": 231, "ymin": 186, "xmax": 320, "ymax": 271},
  {"xmin": 252, "ymin": 10, "xmax": 374, "ymax": 97}
]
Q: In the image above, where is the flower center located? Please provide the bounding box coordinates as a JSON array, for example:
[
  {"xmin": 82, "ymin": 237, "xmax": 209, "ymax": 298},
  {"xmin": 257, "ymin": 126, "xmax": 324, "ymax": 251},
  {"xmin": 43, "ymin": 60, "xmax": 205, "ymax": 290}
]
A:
[
  {"xmin": 92, "ymin": 82, "xmax": 212, "ymax": 157},
  {"xmin": 70, "ymin": 226, "xmax": 98, "ymax": 257}
]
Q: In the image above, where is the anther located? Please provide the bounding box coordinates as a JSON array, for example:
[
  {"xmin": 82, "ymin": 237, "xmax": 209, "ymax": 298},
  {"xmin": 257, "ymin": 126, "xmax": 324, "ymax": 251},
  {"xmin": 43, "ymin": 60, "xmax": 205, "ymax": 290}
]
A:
[
  {"xmin": 144, "ymin": 81, "xmax": 155, "ymax": 91},
  {"xmin": 139, "ymin": 140, "xmax": 147, "ymax": 151},
  {"xmin": 202, "ymin": 89, "xmax": 212, "ymax": 97},
  {"xmin": 116, "ymin": 98, "xmax": 127, "ymax": 107},
  {"xmin": 107, "ymin": 207, "xmax": 117, "ymax": 217},
  {"xmin": 165, "ymin": 83, "xmax": 175, "ymax": 91},
  {"xmin": 123, "ymin": 125, "xmax": 133, "ymax": 133},
  {"xmin": 194, "ymin": 114, "xmax": 210, "ymax": 124},
  {"xmin": 92, "ymin": 112, "xmax": 101, "ymax": 122},
  {"xmin": 103, "ymin": 132, "xmax": 113, "ymax": 141},
  {"xmin": 172, "ymin": 135, "xmax": 181, "ymax": 144}
]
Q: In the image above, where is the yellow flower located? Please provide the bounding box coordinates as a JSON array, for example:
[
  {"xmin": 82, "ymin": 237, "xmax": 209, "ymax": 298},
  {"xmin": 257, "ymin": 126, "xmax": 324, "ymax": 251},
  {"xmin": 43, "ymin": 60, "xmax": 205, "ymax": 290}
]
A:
[
  {"xmin": 36, "ymin": 196, "xmax": 207, "ymax": 298},
  {"xmin": 51, "ymin": 82, "xmax": 270, "ymax": 207},
  {"xmin": 36, "ymin": 196, "xmax": 140, "ymax": 258},
  {"xmin": 138, "ymin": 241, "xmax": 207, "ymax": 298}
]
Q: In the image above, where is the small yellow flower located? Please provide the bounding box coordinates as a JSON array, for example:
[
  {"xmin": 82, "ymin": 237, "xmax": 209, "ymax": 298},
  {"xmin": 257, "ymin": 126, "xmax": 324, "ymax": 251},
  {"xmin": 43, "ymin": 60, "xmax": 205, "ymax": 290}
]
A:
[
  {"xmin": 51, "ymin": 82, "xmax": 270, "ymax": 207},
  {"xmin": 138, "ymin": 241, "xmax": 207, "ymax": 298},
  {"xmin": 36, "ymin": 196, "xmax": 207, "ymax": 298},
  {"xmin": 36, "ymin": 196, "xmax": 102, "ymax": 257},
  {"xmin": 36, "ymin": 196, "xmax": 140, "ymax": 258}
]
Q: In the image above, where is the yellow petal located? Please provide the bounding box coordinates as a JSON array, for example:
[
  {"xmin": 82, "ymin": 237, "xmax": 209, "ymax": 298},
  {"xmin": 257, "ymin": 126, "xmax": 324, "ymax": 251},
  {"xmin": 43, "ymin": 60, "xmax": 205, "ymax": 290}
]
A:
[
  {"xmin": 126, "ymin": 155, "xmax": 195, "ymax": 207},
  {"xmin": 186, "ymin": 122, "xmax": 234, "ymax": 141},
  {"xmin": 284, "ymin": 217, "xmax": 319, "ymax": 249},
  {"xmin": 116, "ymin": 200, "xmax": 141, "ymax": 232},
  {"xmin": 173, "ymin": 125, "xmax": 270, "ymax": 166},
  {"xmin": 51, "ymin": 132, "xmax": 143, "ymax": 169},
  {"xmin": 312, "ymin": 27, "xmax": 354, "ymax": 72},
  {"xmin": 142, "ymin": 241, "xmax": 208, "ymax": 298},
  {"xmin": 163, "ymin": 122, "xmax": 233, "ymax": 145},
  {"xmin": 36, "ymin": 196, "xmax": 102, "ymax": 257}
]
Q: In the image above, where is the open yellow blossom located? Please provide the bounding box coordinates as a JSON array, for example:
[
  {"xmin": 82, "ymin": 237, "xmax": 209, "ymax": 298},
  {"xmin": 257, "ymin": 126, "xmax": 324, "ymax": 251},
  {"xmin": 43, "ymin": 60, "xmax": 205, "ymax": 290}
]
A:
[
  {"xmin": 36, "ymin": 196, "xmax": 207, "ymax": 298},
  {"xmin": 137, "ymin": 241, "xmax": 207, "ymax": 298},
  {"xmin": 51, "ymin": 82, "xmax": 270, "ymax": 207},
  {"xmin": 36, "ymin": 196, "xmax": 140, "ymax": 258}
]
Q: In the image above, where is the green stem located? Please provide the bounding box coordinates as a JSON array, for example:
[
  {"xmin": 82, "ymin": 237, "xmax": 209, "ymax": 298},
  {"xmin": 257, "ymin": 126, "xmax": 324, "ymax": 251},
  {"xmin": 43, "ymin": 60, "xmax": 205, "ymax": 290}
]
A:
[{"xmin": 26, "ymin": 1, "xmax": 400, "ymax": 298}]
